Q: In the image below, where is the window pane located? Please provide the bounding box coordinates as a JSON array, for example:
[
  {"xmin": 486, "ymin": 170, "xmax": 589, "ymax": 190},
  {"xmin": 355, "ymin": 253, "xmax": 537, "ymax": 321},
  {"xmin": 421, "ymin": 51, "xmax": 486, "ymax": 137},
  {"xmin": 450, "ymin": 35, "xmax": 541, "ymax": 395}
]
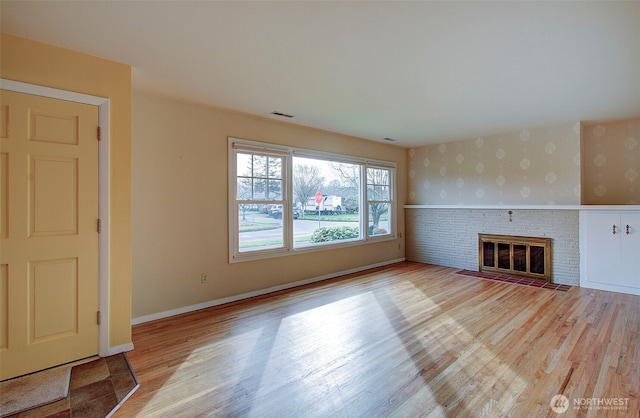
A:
[
  {"xmin": 368, "ymin": 185, "xmax": 390, "ymax": 201},
  {"xmin": 368, "ymin": 202, "xmax": 390, "ymax": 236},
  {"xmin": 253, "ymin": 155, "xmax": 267, "ymax": 177},
  {"xmin": 367, "ymin": 168, "xmax": 390, "ymax": 201},
  {"xmin": 368, "ymin": 168, "xmax": 385, "ymax": 184},
  {"xmin": 236, "ymin": 152, "xmax": 283, "ymax": 201},
  {"xmin": 268, "ymin": 157, "xmax": 282, "ymax": 179},
  {"xmin": 237, "ymin": 177, "xmax": 252, "ymax": 200},
  {"xmin": 253, "ymin": 179, "xmax": 266, "ymax": 200},
  {"xmin": 268, "ymin": 180, "xmax": 282, "ymax": 200},
  {"xmin": 379, "ymin": 185, "xmax": 390, "ymax": 200},
  {"xmin": 238, "ymin": 204, "xmax": 284, "ymax": 252},
  {"xmin": 293, "ymin": 156, "xmax": 361, "ymax": 248},
  {"xmin": 237, "ymin": 153, "xmax": 252, "ymax": 177}
]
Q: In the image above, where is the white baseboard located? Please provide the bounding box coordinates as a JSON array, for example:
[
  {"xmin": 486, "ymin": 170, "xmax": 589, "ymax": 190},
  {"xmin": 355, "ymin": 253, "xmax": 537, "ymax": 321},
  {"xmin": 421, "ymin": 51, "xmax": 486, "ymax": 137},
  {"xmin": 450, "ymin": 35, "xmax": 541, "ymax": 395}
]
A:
[
  {"xmin": 579, "ymin": 281, "xmax": 640, "ymax": 296},
  {"xmin": 132, "ymin": 258, "xmax": 405, "ymax": 325},
  {"xmin": 101, "ymin": 342, "xmax": 135, "ymax": 357}
]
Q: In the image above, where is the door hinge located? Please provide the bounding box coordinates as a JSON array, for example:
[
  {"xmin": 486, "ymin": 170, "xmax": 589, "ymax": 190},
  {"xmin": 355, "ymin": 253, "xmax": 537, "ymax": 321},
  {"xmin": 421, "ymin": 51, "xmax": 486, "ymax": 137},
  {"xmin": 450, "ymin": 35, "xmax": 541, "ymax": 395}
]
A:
[
  {"xmin": 97, "ymin": 218, "xmax": 102, "ymax": 233},
  {"xmin": 97, "ymin": 126, "xmax": 101, "ymax": 141},
  {"xmin": 97, "ymin": 311, "xmax": 102, "ymax": 326}
]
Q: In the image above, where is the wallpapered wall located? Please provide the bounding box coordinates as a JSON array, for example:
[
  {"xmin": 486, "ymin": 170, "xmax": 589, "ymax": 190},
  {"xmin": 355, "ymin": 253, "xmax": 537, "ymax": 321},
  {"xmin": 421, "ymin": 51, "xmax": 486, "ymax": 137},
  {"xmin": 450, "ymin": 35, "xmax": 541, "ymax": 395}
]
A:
[
  {"xmin": 581, "ymin": 118, "xmax": 640, "ymax": 205},
  {"xmin": 408, "ymin": 122, "xmax": 581, "ymax": 205}
]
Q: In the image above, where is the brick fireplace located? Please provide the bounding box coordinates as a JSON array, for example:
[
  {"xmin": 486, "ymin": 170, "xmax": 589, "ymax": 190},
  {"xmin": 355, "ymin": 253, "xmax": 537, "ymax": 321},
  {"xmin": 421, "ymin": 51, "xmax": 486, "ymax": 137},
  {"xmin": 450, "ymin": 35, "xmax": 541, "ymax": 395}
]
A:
[{"xmin": 405, "ymin": 208, "xmax": 579, "ymax": 286}]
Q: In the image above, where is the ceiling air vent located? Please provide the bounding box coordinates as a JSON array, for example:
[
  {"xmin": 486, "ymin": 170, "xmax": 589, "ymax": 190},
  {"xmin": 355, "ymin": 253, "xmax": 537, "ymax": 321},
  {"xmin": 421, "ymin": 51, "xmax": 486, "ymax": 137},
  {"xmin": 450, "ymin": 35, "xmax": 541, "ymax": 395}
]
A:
[{"xmin": 271, "ymin": 111, "xmax": 294, "ymax": 118}]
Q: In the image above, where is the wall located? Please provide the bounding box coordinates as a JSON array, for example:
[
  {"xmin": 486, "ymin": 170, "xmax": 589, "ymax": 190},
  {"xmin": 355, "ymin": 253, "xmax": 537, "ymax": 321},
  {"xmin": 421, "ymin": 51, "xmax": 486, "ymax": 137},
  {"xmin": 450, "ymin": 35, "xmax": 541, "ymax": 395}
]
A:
[
  {"xmin": 407, "ymin": 122, "xmax": 581, "ymax": 205},
  {"xmin": 404, "ymin": 118, "xmax": 639, "ymax": 286},
  {"xmin": 131, "ymin": 91, "xmax": 406, "ymax": 320},
  {"xmin": 405, "ymin": 123, "xmax": 584, "ymax": 285},
  {"xmin": 406, "ymin": 208, "xmax": 580, "ymax": 285},
  {"xmin": 581, "ymin": 118, "xmax": 640, "ymax": 205},
  {"xmin": 0, "ymin": 34, "xmax": 132, "ymax": 348}
]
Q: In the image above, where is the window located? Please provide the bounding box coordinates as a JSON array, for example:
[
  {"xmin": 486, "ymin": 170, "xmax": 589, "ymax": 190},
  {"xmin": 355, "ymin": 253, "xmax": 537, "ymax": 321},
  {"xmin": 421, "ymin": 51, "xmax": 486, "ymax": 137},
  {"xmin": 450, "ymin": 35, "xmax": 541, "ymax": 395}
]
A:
[
  {"xmin": 234, "ymin": 149, "xmax": 286, "ymax": 253},
  {"xmin": 229, "ymin": 138, "xmax": 396, "ymax": 262},
  {"xmin": 367, "ymin": 167, "xmax": 393, "ymax": 237},
  {"xmin": 292, "ymin": 156, "xmax": 362, "ymax": 248}
]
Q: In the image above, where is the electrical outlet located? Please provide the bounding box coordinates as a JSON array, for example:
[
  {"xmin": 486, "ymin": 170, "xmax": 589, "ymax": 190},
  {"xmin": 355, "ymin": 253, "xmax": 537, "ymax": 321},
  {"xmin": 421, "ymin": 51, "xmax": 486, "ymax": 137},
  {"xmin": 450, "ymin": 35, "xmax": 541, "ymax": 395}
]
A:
[{"xmin": 201, "ymin": 273, "xmax": 208, "ymax": 284}]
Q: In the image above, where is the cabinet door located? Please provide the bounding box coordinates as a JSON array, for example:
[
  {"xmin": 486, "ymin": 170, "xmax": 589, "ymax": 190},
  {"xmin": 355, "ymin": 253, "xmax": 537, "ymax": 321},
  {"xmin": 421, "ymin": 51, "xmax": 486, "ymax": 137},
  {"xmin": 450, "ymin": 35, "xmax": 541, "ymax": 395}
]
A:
[
  {"xmin": 619, "ymin": 213, "xmax": 640, "ymax": 288},
  {"xmin": 584, "ymin": 212, "xmax": 620, "ymax": 286}
]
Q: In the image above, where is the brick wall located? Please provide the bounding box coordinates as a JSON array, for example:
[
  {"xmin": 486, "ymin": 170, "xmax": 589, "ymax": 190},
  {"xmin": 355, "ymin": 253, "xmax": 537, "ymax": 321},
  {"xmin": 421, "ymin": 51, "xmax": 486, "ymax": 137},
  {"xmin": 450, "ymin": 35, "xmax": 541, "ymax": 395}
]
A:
[{"xmin": 405, "ymin": 208, "xmax": 580, "ymax": 285}]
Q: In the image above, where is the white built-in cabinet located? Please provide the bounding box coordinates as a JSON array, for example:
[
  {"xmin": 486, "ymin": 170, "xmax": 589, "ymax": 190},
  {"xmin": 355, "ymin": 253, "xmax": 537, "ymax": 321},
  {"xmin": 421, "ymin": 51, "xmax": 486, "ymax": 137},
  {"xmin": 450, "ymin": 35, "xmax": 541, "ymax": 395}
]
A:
[{"xmin": 580, "ymin": 209, "xmax": 640, "ymax": 295}]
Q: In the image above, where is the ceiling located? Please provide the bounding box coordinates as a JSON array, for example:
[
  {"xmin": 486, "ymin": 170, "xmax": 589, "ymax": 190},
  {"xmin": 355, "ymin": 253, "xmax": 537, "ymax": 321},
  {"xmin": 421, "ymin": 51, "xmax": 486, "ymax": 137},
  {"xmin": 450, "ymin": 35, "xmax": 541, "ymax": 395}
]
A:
[{"xmin": 1, "ymin": 1, "xmax": 639, "ymax": 148}]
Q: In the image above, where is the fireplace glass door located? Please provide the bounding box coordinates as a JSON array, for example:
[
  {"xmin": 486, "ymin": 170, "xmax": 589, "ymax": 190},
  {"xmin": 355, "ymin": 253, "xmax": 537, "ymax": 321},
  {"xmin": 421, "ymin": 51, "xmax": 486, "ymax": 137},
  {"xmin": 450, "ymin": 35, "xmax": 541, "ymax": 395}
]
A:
[
  {"xmin": 478, "ymin": 234, "xmax": 551, "ymax": 281},
  {"xmin": 530, "ymin": 246, "xmax": 545, "ymax": 275},
  {"xmin": 482, "ymin": 242, "xmax": 495, "ymax": 268},
  {"xmin": 498, "ymin": 243, "xmax": 511, "ymax": 270},
  {"xmin": 513, "ymin": 244, "xmax": 527, "ymax": 272}
]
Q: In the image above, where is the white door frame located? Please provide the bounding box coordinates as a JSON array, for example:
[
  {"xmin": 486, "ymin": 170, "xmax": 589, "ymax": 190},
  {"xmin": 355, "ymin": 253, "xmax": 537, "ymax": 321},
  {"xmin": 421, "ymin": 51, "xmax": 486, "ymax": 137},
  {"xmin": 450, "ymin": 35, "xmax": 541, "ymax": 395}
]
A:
[{"xmin": 1, "ymin": 78, "xmax": 112, "ymax": 357}]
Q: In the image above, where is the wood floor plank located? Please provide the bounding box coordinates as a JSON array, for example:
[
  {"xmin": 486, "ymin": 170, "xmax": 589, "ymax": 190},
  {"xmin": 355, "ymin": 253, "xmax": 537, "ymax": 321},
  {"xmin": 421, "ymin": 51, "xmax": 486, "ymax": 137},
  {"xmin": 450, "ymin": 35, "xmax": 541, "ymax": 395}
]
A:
[{"xmin": 116, "ymin": 262, "xmax": 640, "ymax": 417}]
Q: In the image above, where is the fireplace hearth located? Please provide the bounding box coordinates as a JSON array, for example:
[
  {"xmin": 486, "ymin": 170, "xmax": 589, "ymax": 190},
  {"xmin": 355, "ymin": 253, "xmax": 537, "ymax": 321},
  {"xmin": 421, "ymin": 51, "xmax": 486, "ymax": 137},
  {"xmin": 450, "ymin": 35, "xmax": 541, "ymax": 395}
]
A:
[{"xmin": 478, "ymin": 234, "xmax": 552, "ymax": 282}]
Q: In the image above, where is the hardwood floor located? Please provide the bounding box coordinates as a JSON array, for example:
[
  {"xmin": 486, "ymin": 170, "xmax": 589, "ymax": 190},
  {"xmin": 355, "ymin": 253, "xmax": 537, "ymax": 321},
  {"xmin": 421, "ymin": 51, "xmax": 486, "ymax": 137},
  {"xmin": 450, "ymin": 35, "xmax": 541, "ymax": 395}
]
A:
[{"xmin": 116, "ymin": 262, "xmax": 639, "ymax": 417}]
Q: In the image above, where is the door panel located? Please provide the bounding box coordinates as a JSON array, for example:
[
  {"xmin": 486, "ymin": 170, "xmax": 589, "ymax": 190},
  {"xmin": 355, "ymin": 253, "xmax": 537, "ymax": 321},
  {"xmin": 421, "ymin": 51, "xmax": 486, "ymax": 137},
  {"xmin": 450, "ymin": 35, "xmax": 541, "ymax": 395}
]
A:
[
  {"xmin": 0, "ymin": 90, "xmax": 99, "ymax": 380},
  {"xmin": 584, "ymin": 212, "xmax": 619, "ymax": 286},
  {"xmin": 31, "ymin": 258, "xmax": 78, "ymax": 342},
  {"xmin": 620, "ymin": 213, "xmax": 640, "ymax": 288},
  {"xmin": 0, "ymin": 264, "xmax": 6, "ymax": 350},
  {"xmin": 29, "ymin": 109, "xmax": 79, "ymax": 145},
  {"xmin": 0, "ymin": 152, "xmax": 7, "ymax": 238},
  {"xmin": 30, "ymin": 156, "xmax": 78, "ymax": 236}
]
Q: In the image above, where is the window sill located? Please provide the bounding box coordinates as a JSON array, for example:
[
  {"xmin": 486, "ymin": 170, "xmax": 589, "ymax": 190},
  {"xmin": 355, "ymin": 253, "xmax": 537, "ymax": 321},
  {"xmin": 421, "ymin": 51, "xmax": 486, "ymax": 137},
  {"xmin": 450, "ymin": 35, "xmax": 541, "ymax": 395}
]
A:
[{"xmin": 230, "ymin": 234, "xmax": 397, "ymax": 263}]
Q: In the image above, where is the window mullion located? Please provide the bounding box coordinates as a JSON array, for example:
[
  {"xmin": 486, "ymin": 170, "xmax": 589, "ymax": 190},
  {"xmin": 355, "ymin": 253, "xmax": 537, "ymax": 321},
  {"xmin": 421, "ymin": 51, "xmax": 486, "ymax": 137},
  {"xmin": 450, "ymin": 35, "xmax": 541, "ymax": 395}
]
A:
[
  {"xmin": 360, "ymin": 164, "xmax": 367, "ymax": 239},
  {"xmin": 284, "ymin": 153, "xmax": 293, "ymax": 250}
]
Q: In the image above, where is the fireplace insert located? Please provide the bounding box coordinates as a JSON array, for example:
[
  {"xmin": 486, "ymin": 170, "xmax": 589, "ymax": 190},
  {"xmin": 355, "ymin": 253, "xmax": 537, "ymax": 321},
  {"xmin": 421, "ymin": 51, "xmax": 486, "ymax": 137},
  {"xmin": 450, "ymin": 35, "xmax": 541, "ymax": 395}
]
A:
[{"xmin": 478, "ymin": 234, "xmax": 552, "ymax": 281}]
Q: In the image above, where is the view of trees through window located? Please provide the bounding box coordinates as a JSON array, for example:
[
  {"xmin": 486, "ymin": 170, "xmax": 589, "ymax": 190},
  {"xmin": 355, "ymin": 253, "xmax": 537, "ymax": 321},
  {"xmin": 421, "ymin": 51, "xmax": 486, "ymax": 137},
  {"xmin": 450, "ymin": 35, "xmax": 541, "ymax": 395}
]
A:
[
  {"xmin": 292, "ymin": 157, "xmax": 364, "ymax": 248},
  {"xmin": 232, "ymin": 142, "xmax": 394, "ymax": 260},
  {"xmin": 236, "ymin": 152, "xmax": 285, "ymax": 251}
]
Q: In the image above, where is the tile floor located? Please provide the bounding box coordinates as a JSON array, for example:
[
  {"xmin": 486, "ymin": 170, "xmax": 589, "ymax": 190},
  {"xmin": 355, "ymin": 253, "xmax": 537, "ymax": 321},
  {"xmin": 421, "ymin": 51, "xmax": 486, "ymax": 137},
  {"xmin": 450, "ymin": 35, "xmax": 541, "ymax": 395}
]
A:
[
  {"xmin": 458, "ymin": 269, "xmax": 573, "ymax": 292},
  {"xmin": 7, "ymin": 354, "xmax": 138, "ymax": 418}
]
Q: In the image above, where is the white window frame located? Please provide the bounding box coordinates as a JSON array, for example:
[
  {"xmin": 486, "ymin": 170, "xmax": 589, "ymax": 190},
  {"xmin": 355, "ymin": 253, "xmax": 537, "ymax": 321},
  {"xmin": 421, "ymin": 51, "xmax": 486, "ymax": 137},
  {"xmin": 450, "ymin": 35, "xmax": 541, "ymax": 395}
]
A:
[
  {"xmin": 228, "ymin": 137, "xmax": 396, "ymax": 263},
  {"xmin": 365, "ymin": 165, "xmax": 396, "ymax": 240}
]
